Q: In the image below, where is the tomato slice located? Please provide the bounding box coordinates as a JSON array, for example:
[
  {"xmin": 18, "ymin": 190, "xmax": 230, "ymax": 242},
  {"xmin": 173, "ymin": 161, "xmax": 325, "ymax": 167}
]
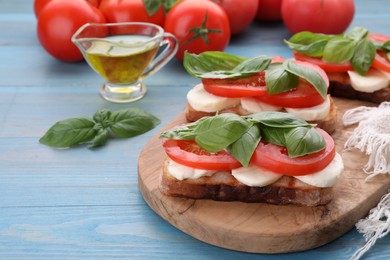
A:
[
  {"xmin": 201, "ymin": 56, "xmax": 286, "ymax": 98},
  {"xmin": 202, "ymin": 72, "xmax": 268, "ymax": 98},
  {"xmin": 162, "ymin": 139, "xmax": 242, "ymax": 170},
  {"xmin": 372, "ymin": 52, "xmax": 390, "ymax": 73},
  {"xmin": 250, "ymin": 128, "xmax": 336, "ymax": 176},
  {"xmin": 368, "ymin": 33, "xmax": 390, "ymax": 42},
  {"xmin": 293, "ymin": 51, "xmax": 353, "ymax": 73},
  {"xmin": 253, "ymin": 81, "xmax": 325, "ymax": 108}
]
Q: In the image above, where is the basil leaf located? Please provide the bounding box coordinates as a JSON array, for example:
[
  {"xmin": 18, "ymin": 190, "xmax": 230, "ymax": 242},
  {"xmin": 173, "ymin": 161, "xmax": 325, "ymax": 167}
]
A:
[
  {"xmin": 227, "ymin": 125, "xmax": 261, "ymax": 167},
  {"xmin": 382, "ymin": 41, "xmax": 390, "ymax": 52},
  {"xmin": 351, "ymin": 39, "xmax": 376, "ymax": 75},
  {"xmin": 231, "ymin": 56, "xmax": 272, "ymax": 75},
  {"xmin": 109, "ymin": 108, "xmax": 160, "ymax": 138},
  {"xmin": 39, "ymin": 117, "xmax": 97, "ymax": 147},
  {"xmin": 247, "ymin": 111, "xmax": 311, "ymax": 128},
  {"xmin": 346, "ymin": 27, "xmax": 369, "ymax": 42},
  {"xmin": 93, "ymin": 109, "xmax": 112, "ymax": 128},
  {"xmin": 192, "ymin": 113, "xmax": 252, "ymax": 153},
  {"xmin": 285, "ymin": 127, "xmax": 325, "ymax": 158},
  {"xmin": 183, "ymin": 51, "xmax": 246, "ymax": 78},
  {"xmin": 284, "ymin": 39, "xmax": 328, "ymax": 57},
  {"xmin": 283, "ymin": 60, "xmax": 327, "ymax": 99},
  {"xmin": 183, "ymin": 51, "xmax": 271, "ymax": 79},
  {"xmin": 287, "ymin": 31, "xmax": 334, "ymax": 45},
  {"xmin": 265, "ymin": 63, "xmax": 299, "ymax": 94},
  {"xmin": 143, "ymin": 0, "xmax": 162, "ymax": 16},
  {"xmin": 160, "ymin": 123, "xmax": 197, "ymax": 140},
  {"xmin": 323, "ymin": 38, "xmax": 355, "ymax": 63},
  {"xmin": 91, "ymin": 128, "xmax": 110, "ymax": 148},
  {"xmin": 260, "ymin": 126, "xmax": 287, "ymax": 146}
]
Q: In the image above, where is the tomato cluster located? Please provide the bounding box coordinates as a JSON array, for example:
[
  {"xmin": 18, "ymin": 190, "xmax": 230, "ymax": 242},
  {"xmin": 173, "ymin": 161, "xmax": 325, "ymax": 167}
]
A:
[
  {"xmin": 34, "ymin": 0, "xmax": 281, "ymax": 62},
  {"xmin": 35, "ymin": 0, "xmax": 356, "ymax": 62}
]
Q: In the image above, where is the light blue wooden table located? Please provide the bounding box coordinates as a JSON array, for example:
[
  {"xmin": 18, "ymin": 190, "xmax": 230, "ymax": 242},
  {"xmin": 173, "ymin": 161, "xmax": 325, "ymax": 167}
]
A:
[{"xmin": 1, "ymin": 0, "xmax": 389, "ymax": 259}]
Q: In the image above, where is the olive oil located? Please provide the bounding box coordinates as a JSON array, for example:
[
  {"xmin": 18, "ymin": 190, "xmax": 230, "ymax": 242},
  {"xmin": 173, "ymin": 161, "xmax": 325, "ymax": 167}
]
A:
[{"xmin": 86, "ymin": 35, "xmax": 159, "ymax": 84}]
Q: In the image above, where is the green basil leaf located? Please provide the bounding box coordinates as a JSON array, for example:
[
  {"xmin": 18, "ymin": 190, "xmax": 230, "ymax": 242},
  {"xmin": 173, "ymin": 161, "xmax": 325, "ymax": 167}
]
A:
[
  {"xmin": 183, "ymin": 51, "xmax": 246, "ymax": 78},
  {"xmin": 159, "ymin": 123, "xmax": 197, "ymax": 140},
  {"xmin": 227, "ymin": 125, "xmax": 261, "ymax": 167},
  {"xmin": 143, "ymin": 0, "xmax": 162, "ymax": 16},
  {"xmin": 285, "ymin": 127, "xmax": 325, "ymax": 158},
  {"xmin": 265, "ymin": 63, "xmax": 299, "ymax": 94},
  {"xmin": 183, "ymin": 51, "xmax": 271, "ymax": 79},
  {"xmin": 351, "ymin": 39, "xmax": 376, "ymax": 75},
  {"xmin": 93, "ymin": 109, "xmax": 112, "ymax": 129},
  {"xmin": 260, "ymin": 126, "xmax": 287, "ymax": 147},
  {"xmin": 90, "ymin": 128, "xmax": 110, "ymax": 148},
  {"xmin": 109, "ymin": 108, "xmax": 161, "ymax": 138},
  {"xmin": 323, "ymin": 38, "xmax": 355, "ymax": 63},
  {"xmin": 247, "ymin": 111, "xmax": 311, "ymax": 128},
  {"xmin": 192, "ymin": 113, "xmax": 252, "ymax": 153},
  {"xmin": 287, "ymin": 31, "xmax": 334, "ymax": 45},
  {"xmin": 231, "ymin": 56, "xmax": 272, "ymax": 74},
  {"xmin": 345, "ymin": 27, "xmax": 369, "ymax": 41},
  {"xmin": 39, "ymin": 117, "xmax": 97, "ymax": 147},
  {"xmin": 283, "ymin": 60, "xmax": 327, "ymax": 99},
  {"xmin": 382, "ymin": 41, "xmax": 390, "ymax": 52},
  {"xmin": 284, "ymin": 39, "xmax": 328, "ymax": 57}
]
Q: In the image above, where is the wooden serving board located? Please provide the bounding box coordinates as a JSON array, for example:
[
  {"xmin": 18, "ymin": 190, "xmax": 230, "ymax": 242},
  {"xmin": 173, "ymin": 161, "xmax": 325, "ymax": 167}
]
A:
[{"xmin": 138, "ymin": 98, "xmax": 390, "ymax": 253}]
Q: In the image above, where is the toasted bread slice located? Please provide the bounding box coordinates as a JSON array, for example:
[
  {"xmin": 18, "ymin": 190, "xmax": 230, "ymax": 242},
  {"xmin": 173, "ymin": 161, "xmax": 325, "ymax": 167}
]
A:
[
  {"xmin": 160, "ymin": 159, "xmax": 333, "ymax": 206},
  {"xmin": 185, "ymin": 97, "xmax": 337, "ymax": 134},
  {"xmin": 328, "ymin": 72, "xmax": 390, "ymax": 104}
]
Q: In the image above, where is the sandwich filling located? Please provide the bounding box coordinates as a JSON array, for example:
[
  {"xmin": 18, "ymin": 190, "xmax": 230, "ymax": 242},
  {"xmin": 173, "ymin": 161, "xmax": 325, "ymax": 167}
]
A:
[
  {"xmin": 160, "ymin": 112, "xmax": 344, "ymax": 189},
  {"xmin": 286, "ymin": 27, "xmax": 390, "ymax": 94}
]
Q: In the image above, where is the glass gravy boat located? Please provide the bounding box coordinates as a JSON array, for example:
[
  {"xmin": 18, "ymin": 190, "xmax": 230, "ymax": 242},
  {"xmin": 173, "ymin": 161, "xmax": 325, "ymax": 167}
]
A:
[{"xmin": 72, "ymin": 22, "xmax": 178, "ymax": 103}]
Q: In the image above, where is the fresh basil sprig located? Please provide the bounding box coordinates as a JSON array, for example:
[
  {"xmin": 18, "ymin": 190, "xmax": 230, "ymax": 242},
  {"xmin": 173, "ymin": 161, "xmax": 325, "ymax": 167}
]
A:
[
  {"xmin": 160, "ymin": 112, "xmax": 325, "ymax": 166},
  {"xmin": 183, "ymin": 51, "xmax": 272, "ymax": 79},
  {"xmin": 40, "ymin": 108, "xmax": 160, "ymax": 148},
  {"xmin": 285, "ymin": 26, "xmax": 378, "ymax": 76}
]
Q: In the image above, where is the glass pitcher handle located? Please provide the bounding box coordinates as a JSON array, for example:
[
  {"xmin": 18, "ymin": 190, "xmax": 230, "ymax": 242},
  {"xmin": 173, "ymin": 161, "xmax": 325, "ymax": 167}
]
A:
[{"xmin": 141, "ymin": 33, "xmax": 178, "ymax": 79}]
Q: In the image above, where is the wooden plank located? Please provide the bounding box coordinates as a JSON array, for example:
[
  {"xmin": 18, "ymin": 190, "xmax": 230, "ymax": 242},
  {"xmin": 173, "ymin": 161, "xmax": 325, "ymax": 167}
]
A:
[{"xmin": 138, "ymin": 97, "xmax": 390, "ymax": 253}]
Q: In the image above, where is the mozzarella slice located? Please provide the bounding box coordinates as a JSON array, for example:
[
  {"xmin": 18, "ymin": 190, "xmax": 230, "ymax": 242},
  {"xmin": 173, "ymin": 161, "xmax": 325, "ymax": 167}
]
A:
[
  {"xmin": 231, "ymin": 164, "xmax": 282, "ymax": 187},
  {"xmin": 294, "ymin": 153, "xmax": 344, "ymax": 188},
  {"xmin": 348, "ymin": 69, "xmax": 390, "ymax": 93},
  {"xmin": 167, "ymin": 159, "xmax": 216, "ymax": 180},
  {"xmin": 284, "ymin": 95, "xmax": 331, "ymax": 121},
  {"xmin": 240, "ymin": 97, "xmax": 282, "ymax": 113},
  {"xmin": 187, "ymin": 84, "xmax": 240, "ymax": 112}
]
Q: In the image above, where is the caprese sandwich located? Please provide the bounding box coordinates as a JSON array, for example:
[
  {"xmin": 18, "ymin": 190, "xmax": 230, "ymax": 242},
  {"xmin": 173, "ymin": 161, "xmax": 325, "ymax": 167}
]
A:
[
  {"xmin": 285, "ymin": 26, "xmax": 390, "ymax": 103},
  {"xmin": 183, "ymin": 51, "xmax": 337, "ymax": 134},
  {"xmin": 159, "ymin": 112, "xmax": 344, "ymax": 206}
]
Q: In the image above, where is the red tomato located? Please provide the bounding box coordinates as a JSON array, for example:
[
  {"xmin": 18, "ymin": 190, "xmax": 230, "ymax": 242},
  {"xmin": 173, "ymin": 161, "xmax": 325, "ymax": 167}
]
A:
[
  {"xmin": 293, "ymin": 51, "xmax": 354, "ymax": 73},
  {"xmin": 98, "ymin": 0, "xmax": 165, "ymax": 27},
  {"xmin": 369, "ymin": 34, "xmax": 390, "ymax": 73},
  {"xmin": 216, "ymin": 0, "xmax": 258, "ymax": 35},
  {"xmin": 164, "ymin": 0, "xmax": 230, "ymax": 61},
  {"xmin": 162, "ymin": 139, "xmax": 242, "ymax": 170},
  {"xmin": 34, "ymin": 0, "xmax": 100, "ymax": 18},
  {"xmin": 254, "ymin": 82, "xmax": 325, "ymax": 108},
  {"xmin": 255, "ymin": 0, "xmax": 282, "ymax": 22},
  {"xmin": 37, "ymin": 0, "xmax": 106, "ymax": 62},
  {"xmin": 281, "ymin": 0, "xmax": 355, "ymax": 34},
  {"xmin": 203, "ymin": 72, "xmax": 267, "ymax": 98},
  {"xmin": 251, "ymin": 128, "xmax": 335, "ymax": 176},
  {"xmin": 372, "ymin": 53, "xmax": 390, "ymax": 73},
  {"xmin": 254, "ymin": 60, "xmax": 329, "ymax": 108},
  {"xmin": 202, "ymin": 56, "xmax": 285, "ymax": 98}
]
